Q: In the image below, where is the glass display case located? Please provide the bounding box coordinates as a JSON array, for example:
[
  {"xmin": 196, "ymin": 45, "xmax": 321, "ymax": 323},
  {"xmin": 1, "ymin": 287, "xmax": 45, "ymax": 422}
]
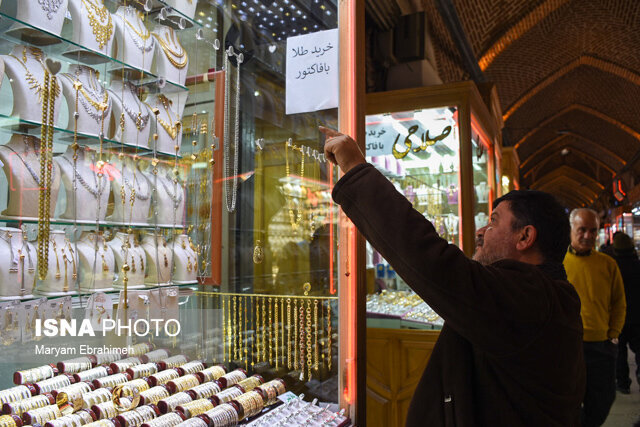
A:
[
  {"xmin": 363, "ymin": 81, "xmax": 503, "ymax": 427},
  {"xmin": 0, "ymin": 0, "xmax": 362, "ymax": 425}
]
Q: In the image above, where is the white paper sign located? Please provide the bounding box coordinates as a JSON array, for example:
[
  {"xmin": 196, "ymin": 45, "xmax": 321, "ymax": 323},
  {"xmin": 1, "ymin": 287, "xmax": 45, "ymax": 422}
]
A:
[{"xmin": 286, "ymin": 29, "xmax": 339, "ymax": 115}]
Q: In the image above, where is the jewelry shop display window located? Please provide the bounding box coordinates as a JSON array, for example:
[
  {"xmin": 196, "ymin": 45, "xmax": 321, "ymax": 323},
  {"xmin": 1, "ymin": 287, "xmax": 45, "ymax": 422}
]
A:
[{"xmin": 0, "ymin": 0, "xmax": 358, "ymax": 425}]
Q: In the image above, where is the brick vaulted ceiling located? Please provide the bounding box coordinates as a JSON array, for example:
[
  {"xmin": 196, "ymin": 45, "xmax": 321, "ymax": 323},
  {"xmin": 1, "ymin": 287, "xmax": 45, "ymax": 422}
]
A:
[{"xmin": 380, "ymin": 0, "xmax": 640, "ymax": 209}]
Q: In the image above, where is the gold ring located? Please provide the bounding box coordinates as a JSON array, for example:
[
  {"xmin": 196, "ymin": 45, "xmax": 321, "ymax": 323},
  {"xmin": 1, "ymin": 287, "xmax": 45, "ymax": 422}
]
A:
[{"xmin": 112, "ymin": 384, "xmax": 141, "ymax": 411}]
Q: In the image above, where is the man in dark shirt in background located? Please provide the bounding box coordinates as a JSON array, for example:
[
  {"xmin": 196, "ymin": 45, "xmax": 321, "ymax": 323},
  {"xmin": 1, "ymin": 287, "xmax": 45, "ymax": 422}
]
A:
[
  {"xmin": 321, "ymin": 126, "xmax": 585, "ymax": 426},
  {"xmin": 611, "ymin": 232, "xmax": 640, "ymax": 394}
]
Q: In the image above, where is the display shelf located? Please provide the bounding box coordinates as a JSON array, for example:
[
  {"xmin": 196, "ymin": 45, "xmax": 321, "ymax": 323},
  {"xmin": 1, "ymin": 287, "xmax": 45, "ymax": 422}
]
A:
[
  {"xmin": 0, "ymin": 7, "xmax": 191, "ymax": 94},
  {"xmin": 111, "ymin": 0, "xmax": 202, "ymax": 30},
  {"xmin": 0, "ymin": 215, "xmax": 192, "ymax": 230},
  {"xmin": 0, "ymin": 114, "xmax": 183, "ymax": 159}
]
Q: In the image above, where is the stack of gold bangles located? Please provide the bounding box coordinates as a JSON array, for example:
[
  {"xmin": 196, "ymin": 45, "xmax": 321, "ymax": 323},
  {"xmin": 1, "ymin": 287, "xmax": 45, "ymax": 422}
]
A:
[
  {"xmin": 4, "ymin": 393, "xmax": 53, "ymax": 416},
  {"xmin": 115, "ymin": 404, "xmax": 158, "ymax": 427},
  {"xmin": 149, "ymin": 370, "xmax": 179, "ymax": 386},
  {"xmin": 186, "ymin": 382, "xmax": 220, "ymax": 400},
  {"xmin": 74, "ymin": 366, "xmax": 112, "ymax": 383},
  {"xmin": 83, "ymin": 388, "xmax": 113, "ymax": 409},
  {"xmin": 194, "ymin": 366, "xmax": 225, "ymax": 383},
  {"xmin": 139, "ymin": 386, "xmax": 170, "ymax": 406},
  {"xmin": 23, "ymin": 404, "xmax": 62, "ymax": 425},
  {"xmin": 175, "ymin": 398, "xmax": 214, "ymax": 418},
  {"xmin": 213, "ymin": 387, "xmax": 242, "ymax": 404},
  {"xmin": 140, "ymin": 412, "xmax": 185, "ymax": 427},
  {"xmin": 92, "ymin": 401, "xmax": 118, "ymax": 420},
  {"xmin": 235, "ymin": 375, "xmax": 263, "ymax": 392},
  {"xmin": 126, "ymin": 363, "xmax": 159, "ymax": 379},
  {"xmin": 0, "ymin": 385, "xmax": 32, "ymax": 405},
  {"xmin": 14, "ymin": 365, "xmax": 56, "ymax": 384},
  {"xmin": 202, "ymin": 403, "xmax": 238, "ymax": 427},
  {"xmin": 158, "ymin": 392, "xmax": 192, "ymax": 413},
  {"xmin": 0, "ymin": 415, "xmax": 22, "ymax": 427},
  {"xmin": 231, "ymin": 390, "xmax": 264, "ymax": 420}
]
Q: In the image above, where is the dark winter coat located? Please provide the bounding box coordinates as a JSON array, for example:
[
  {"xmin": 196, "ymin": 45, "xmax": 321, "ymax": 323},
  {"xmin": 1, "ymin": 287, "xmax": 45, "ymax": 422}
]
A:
[{"xmin": 332, "ymin": 164, "xmax": 585, "ymax": 426}]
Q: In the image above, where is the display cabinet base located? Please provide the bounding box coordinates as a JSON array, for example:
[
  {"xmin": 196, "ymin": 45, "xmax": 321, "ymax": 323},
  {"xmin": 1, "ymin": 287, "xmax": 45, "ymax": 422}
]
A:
[
  {"xmin": 62, "ymin": 48, "xmax": 111, "ymax": 65},
  {"xmin": 5, "ymin": 26, "xmax": 63, "ymax": 46}
]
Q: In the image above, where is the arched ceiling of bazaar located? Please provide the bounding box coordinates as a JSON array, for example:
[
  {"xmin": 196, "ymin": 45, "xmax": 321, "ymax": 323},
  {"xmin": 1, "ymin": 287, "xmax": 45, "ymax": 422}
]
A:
[{"xmin": 366, "ymin": 0, "xmax": 640, "ymax": 210}]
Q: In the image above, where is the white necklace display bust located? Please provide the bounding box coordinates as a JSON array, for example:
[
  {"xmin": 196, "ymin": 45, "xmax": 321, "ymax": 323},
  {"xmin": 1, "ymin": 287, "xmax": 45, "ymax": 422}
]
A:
[
  {"xmin": 67, "ymin": 0, "xmax": 115, "ymax": 57},
  {"xmin": 108, "ymin": 232, "xmax": 145, "ymax": 289},
  {"xmin": 0, "ymin": 227, "xmax": 36, "ymax": 300},
  {"xmin": 2, "ymin": 45, "xmax": 63, "ymax": 124},
  {"xmin": 0, "ymin": 134, "xmax": 61, "ymax": 219},
  {"xmin": 13, "ymin": 0, "xmax": 69, "ymax": 36},
  {"xmin": 55, "ymin": 147, "xmax": 110, "ymax": 222},
  {"xmin": 141, "ymin": 234, "xmax": 173, "ymax": 286},
  {"xmin": 148, "ymin": 165, "xmax": 186, "ymax": 226},
  {"xmin": 76, "ymin": 231, "xmax": 115, "ymax": 292},
  {"xmin": 108, "ymin": 157, "xmax": 152, "ymax": 225},
  {"xmin": 108, "ymin": 80, "xmax": 151, "ymax": 147},
  {"xmin": 60, "ymin": 65, "xmax": 112, "ymax": 137},
  {"xmin": 146, "ymin": 94, "xmax": 183, "ymax": 154},
  {"xmin": 151, "ymin": 25, "xmax": 189, "ymax": 86},
  {"xmin": 113, "ymin": 6, "xmax": 156, "ymax": 73},
  {"xmin": 36, "ymin": 230, "xmax": 78, "ymax": 296},
  {"xmin": 172, "ymin": 234, "xmax": 197, "ymax": 283}
]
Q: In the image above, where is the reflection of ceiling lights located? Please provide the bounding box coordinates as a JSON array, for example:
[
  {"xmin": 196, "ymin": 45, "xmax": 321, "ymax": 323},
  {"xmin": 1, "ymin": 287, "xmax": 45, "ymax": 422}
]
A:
[{"xmin": 561, "ymin": 148, "xmax": 570, "ymax": 156}]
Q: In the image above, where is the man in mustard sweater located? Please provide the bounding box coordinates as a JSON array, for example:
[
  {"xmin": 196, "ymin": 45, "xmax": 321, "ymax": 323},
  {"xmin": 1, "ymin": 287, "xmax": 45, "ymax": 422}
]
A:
[{"xmin": 564, "ymin": 208, "xmax": 626, "ymax": 427}]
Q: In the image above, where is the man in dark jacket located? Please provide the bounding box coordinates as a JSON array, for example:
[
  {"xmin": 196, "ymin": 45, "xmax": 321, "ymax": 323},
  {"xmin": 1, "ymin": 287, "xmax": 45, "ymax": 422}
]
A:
[
  {"xmin": 611, "ymin": 232, "xmax": 640, "ymax": 394},
  {"xmin": 320, "ymin": 127, "xmax": 585, "ymax": 426}
]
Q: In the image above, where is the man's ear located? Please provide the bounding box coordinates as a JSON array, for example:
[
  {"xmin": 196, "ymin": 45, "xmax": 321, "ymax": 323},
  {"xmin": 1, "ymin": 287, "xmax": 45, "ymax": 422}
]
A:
[{"xmin": 515, "ymin": 225, "xmax": 537, "ymax": 251}]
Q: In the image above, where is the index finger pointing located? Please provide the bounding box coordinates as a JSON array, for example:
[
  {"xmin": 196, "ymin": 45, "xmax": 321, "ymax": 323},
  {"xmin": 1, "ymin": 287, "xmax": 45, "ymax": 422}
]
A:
[{"xmin": 319, "ymin": 126, "xmax": 341, "ymax": 138}]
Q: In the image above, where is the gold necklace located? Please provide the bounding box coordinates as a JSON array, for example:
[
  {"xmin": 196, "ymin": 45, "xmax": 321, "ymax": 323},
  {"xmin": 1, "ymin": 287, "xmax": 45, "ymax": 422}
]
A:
[
  {"xmin": 152, "ymin": 29, "xmax": 188, "ymax": 69},
  {"xmin": 156, "ymin": 96, "xmax": 178, "ymax": 139},
  {"xmin": 285, "ymin": 140, "xmax": 304, "ymax": 230},
  {"xmin": 81, "ymin": 0, "xmax": 113, "ymax": 49},
  {"xmin": 8, "ymin": 48, "xmax": 60, "ymax": 105},
  {"xmin": 37, "ymin": 66, "xmax": 57, "ymax": 281},
  {"xmin": 124, "ymin": 12, "xmax": 150, "ymax": 41}
]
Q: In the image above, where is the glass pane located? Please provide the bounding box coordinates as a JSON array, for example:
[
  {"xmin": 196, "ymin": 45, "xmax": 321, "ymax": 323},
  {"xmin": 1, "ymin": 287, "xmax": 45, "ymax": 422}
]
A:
[
  {"xmin": 471, "ymin": 129, "xmax": 491, "ymax": 231},
  {"xmin": 363, "ymin": 107, "xmax": 458, "ymax": 329},
  {"xmin": 0, "ymin": 0, "xmax": 346, "ymax": 417}
]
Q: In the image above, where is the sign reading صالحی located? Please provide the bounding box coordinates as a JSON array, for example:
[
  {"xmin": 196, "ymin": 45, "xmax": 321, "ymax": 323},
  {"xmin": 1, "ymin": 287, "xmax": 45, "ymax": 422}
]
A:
[
  {"xmin": 365, "ymin": 123, "xmax": 453, "ymax": 157},
  {"xmin": 286, "ymin": 29, "xmax": 339, "ymax": 115}
]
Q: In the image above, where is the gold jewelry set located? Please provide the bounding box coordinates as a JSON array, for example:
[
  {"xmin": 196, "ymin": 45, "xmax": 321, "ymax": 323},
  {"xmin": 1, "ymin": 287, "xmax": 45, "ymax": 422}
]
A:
[{"xmin": 81, "ymin": 0, "xmax": 113, "ymax": 49}]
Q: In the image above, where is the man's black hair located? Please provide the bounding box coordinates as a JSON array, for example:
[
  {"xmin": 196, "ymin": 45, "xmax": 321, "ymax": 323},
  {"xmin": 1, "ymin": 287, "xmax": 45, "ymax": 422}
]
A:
[{"xmin": 493, "ymin": 190, "xmax": 570, "ymax": 264}]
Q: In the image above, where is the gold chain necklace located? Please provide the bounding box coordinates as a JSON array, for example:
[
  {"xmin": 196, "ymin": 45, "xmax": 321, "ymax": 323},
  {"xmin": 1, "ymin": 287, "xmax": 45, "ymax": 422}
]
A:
[
  {"xmin": 81, "ymin": 0, "xmax": 113, "ymax": 49},
  {"xmin": 152, "ymin": 29, "xmax": 188, "ymax": 69},
  {"xmin": 285, "ymin": 140, "xmax": 304, "ymax": 229},
  {"xmin": 37, "ymin": 68, "xmax": 57, "ymax": 280},
  {"xmin": 124, "ymin": 12, "xmax": 150, "ymax": 40},
  {"xmin": 156, "ymin": 95, "xmax": 178, "ymax": 139}
]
